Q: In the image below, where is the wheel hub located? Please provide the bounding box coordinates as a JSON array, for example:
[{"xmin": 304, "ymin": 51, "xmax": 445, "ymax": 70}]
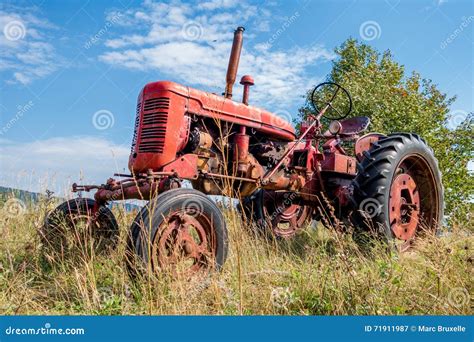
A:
[
  {"xmin": 155, "ymin": 212, "xmax": 212, "ymax": 276},
  {"xmin": 389, "ymin": 173, "xmax": 420, "ymax": 240},
  {"xmin": 263, "ymin": 192, "xmax": 311, "ymax": 238},
  {"xmin": 183, "ymin": 240, "xmax": 194, "ymax": 255}
]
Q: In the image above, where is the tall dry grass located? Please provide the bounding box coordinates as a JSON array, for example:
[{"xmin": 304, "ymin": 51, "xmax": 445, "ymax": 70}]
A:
[{"xmin": 0, "ymin": 196, "xmax": 472, "ymax": 315}]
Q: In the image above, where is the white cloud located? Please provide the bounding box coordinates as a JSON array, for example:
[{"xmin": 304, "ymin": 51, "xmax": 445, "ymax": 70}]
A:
[
  {"xmin": 0, "ymin": 7, "xmax": 59, "ymax": 84},
  {"xmin": 98, "ymin": 0, "xmax": 334, "ymax": 109},
  {"xmin": 0, "ymin": 137, "xmax": 129, "ymax": 195},
  {"xmin": 198, "ymin": 0, "xmax": 240, "ymax": 11}
]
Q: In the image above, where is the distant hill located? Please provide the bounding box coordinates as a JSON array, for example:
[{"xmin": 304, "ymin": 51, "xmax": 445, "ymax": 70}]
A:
[
  {"xmin": 0, "ymin": 186, "xmax": 142, "ymax": 211},
  {"xmin": 0, "ymin": 186, "xmax": 47, "ymax": 203}
]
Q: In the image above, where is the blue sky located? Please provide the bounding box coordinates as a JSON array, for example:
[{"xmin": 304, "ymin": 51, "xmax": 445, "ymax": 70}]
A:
[{"xmin": 0, "ymin": 0, "xmax": 472, "ymax": 194}]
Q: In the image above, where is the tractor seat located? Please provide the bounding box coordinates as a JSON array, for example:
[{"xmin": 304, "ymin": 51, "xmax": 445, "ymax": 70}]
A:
[{"xmin": 324, "ymin": 116, "xmax": 370, "ymax": 137}]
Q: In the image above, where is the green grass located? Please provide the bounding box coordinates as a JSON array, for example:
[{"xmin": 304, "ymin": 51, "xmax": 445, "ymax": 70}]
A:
[{"xmin": 0, "ymin": 197, "xmax": 472, "ymax": 315}]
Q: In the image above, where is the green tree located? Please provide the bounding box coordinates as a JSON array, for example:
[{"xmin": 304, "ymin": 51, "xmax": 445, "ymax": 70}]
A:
[{"xmin": 299, "ymin": 39, "xmax": 473, "ymax": 224}]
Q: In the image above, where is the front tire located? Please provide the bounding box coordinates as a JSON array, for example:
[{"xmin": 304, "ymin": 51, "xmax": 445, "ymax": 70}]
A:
[
  {"xmin": 352, "ymin": 133, "xmax": 444, "ymax": 251},
  {"xmin": 127, "ymin": 188, "xmax": 228, "ymax": 278},
  {"xmin": 42, "ymin": 198, "xmax": 119, "ymax": 258}
]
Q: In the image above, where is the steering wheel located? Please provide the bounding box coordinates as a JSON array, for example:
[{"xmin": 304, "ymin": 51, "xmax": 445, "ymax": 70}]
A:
[{"xmin": 310, "ymin": 82, "xmax": 352, "ymax": 120}]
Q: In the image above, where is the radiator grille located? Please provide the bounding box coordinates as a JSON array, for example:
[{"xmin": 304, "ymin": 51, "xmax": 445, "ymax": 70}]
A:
[
  {"xmin": 131, "ymin": 102, "xmax": 141, "ymax": 152},
  {"xmin": 138, "ymin": 97, "xmax": 169, "ymax": 153}
]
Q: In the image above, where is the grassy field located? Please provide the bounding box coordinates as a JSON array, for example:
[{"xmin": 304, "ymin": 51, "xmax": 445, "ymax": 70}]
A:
[{"xmin": 0, "ymin": 196, "xmax": 472, "ymax": 315}]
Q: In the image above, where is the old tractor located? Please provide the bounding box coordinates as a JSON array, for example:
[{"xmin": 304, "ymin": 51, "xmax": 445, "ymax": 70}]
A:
[{"xmin": 43, "ymin": 27, "xmax": 443, "ymax": 276}]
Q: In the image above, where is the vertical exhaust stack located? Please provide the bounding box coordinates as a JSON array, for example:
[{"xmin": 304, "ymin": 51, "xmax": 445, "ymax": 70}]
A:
[{"xmin": 224, "ymin": 26, "xmax": 245, "ymax": 99}]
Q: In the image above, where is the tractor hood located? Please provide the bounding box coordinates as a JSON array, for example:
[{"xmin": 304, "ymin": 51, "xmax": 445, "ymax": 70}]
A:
[{"xmin": 144, "ymin": 81, "xmax": 296, "ymax": 141}]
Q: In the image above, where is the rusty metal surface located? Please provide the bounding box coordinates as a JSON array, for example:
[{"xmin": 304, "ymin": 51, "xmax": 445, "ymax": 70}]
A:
[
  {"xmin": 389, "ymin": 173, "xmax": 420, "ymax": 241},
  {"xmin": 240, "ymin": 75, "xmax": 254, "ymax": 105},
  {"xmin": 262, "ymin": 191, "xmax": 312, "ymax": 238},
  {"xmin": 152, "ymin": 209, "xmax": 216, "ymax": 275},
  {"xmin": 321, "ymin": 153, "xmax": 356, "ymax": 175},
  {"xmin": 129, "ymin": 85, "xmax": 188, "ymax": 173},
  {"xmin": 162, "ymin": 154, "xmax": 199, "ymax": 179},
  {"xmin": 73, "ymin": 173, "xmax": 180, "ymax": 203},
  {"xmin": 134, "ymin": 80, "xmax": 296, "ymax": 145},
  {"xmin": 224, "ymin": 27, "xmax": 245, "ymax": 99},
  {"xmin": 233, "ymin": 132, "xmax": 250, "ymax": 172},
  {"xmin": 262, "ymin": 103, "xmax": 330, "ymax": 184},
  {"xmin": 335, "ymin": 116, "xmax": 370, "ymax": 135},
  {"xmin": 354, "ymin": 133, "xmax": 384, "ymax": 161}
]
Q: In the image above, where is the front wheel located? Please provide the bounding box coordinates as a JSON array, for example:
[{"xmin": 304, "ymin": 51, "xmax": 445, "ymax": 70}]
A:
[
  {"xmin": 352, "ymin": 133, "xmax": 444, "ymax": 251},
  {"xmin": 42, "ymin": 198, "xmax": 119, "ymax": 258},
  {"xmin": 127, "ymin": 188, "xmax": 228, "ymax": 278}
]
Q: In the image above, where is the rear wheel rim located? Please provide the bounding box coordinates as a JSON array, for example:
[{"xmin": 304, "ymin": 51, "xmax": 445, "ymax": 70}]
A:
[
  {"xmin": 389, "ymin": 173, "xmax": 420, "ymax": 240},
  {"xmin": 389, "ymin": 154, "xmax": 439, "ymax": 249},
  {"xmin": 263, "ymin": 192, "xmax": 310, "ymax": 238},
  {"xmin": 271, "ymin": 205, "xmax": 310, "ymax": 238}
]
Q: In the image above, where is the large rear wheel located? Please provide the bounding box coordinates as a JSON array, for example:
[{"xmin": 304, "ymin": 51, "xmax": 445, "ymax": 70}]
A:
[
  {"xmin": 352, "ymin": 133, "xmax": 444, "ymax": 251},
  {"xmin": 240, "ymin": 189, "xmax": 312, "ymax": 239}
]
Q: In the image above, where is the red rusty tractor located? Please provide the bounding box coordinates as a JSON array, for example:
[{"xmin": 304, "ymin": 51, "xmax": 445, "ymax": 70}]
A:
[{"xmin": 43, "ymin": 27, "xmax": 443, "ymax": 275}]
